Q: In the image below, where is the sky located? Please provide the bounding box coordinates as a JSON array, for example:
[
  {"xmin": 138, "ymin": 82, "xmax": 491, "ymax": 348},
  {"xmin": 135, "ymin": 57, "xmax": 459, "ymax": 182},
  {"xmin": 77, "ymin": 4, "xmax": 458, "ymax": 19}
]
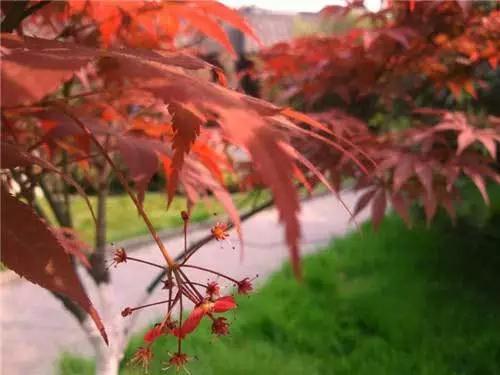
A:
[{"xmin": 221, "ymin": 0, "xmax": 382, "ymax": 13}]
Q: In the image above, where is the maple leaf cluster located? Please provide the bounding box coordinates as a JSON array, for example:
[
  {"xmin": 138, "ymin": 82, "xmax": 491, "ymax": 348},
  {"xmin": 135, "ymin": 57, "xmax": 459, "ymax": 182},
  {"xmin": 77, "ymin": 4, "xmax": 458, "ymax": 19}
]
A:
[
  {"xmin": 11, "ymin": 0, "xmax": 259, "ymax": 53},
  {"xmin": 260, "ymin": 0, "xmax": 500, "ymax": 228},
  {"xmin": 262, "ymin": 1, "xmax": 499, "ymax": 108},
  {"xmin": 1, "ymin": 1, "xmax": 365, "ymax": 369}
]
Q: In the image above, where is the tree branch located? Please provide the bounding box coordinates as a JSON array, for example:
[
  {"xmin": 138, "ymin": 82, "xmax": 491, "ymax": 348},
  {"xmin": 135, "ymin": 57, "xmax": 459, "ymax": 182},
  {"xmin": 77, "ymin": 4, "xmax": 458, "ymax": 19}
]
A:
[
  {"xmin": 144, "ymin": 197, "xmax": 275, "ymax": 295},
  {"xmin": 139, "ymin": 188, "xmax": 324, "ymax": 301},
  {"xmin": 39, "ymin": 176, "xmax": 71, "ymax": 227},
  {"xmin": 89, "ymin": 158, "xmax": 111, "ymax": 284},
  {"xmin": 23, "ymin": 1, "xmax": 52, "ymax": 21},
  {"xmin": 1, "ymin": 1, "xmax": 29, "ymax": 33},
  {"xmin": 1, "ymin": 0, "xmax": 51, "ymax": 33}
]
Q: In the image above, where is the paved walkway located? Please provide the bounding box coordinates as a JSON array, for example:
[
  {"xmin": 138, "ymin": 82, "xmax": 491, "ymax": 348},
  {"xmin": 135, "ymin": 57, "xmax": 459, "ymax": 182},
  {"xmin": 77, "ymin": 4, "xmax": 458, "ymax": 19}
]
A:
[{"xmin": 0, "ymin": 192, "xmax": 368, "ymax": 375}]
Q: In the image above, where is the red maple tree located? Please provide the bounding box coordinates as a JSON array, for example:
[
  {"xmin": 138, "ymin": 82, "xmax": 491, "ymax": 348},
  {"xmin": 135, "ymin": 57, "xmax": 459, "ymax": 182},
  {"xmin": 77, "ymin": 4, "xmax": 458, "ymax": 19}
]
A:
[
  {"xmin": 2, "ymin": 1, "xmax": 498, "ymax": 373},
  {"xmin": 1, "ymin": 1, "xmax": 363, "ymax": 372},
  {"xmin": 261, "ymin": 0, "xmax": 499, "ymax": 228}
]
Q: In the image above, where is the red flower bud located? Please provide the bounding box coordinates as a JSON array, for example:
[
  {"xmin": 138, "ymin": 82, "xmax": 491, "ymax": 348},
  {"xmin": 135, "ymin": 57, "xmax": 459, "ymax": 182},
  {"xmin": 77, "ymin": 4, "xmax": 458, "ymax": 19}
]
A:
[
  {"xmin": 181, "ymin": 211, "xmax": 189, "ymax": 221},
  {"xmin": 167, "ymin": 352, "xmax": 189, "ymax": 371},
  {"xmin": 211, "ymin": 222, "xmax": 229, "ymax": 241},
  {"xmin": 112, "ymin": 247, "xmax": 127, "ymax": 266},
  {"xmin": 237, "ymin": 277, "xmax": 254, "ymax": 295},
  {"xmin": 130, "ymin": 347, "xmax": 153, "ymax": 371},
  {"xmin": 121, "ymin": 307, "xmax": 133, "ymax": 317},
  {"xmin": 206, "ymin": 281, "xmax": 220, "ymax": 299},
  {"xmin": 211, "ymin": 317, "xmax": 230, "ymax": 336}
]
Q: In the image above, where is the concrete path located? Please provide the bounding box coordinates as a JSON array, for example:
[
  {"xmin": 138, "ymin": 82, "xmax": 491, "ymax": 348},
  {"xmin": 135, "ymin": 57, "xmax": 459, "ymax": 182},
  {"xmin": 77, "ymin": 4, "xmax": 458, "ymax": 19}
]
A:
[{"xmin": 0, "ymin": 192, "xmax": 368, "ymax": 375}]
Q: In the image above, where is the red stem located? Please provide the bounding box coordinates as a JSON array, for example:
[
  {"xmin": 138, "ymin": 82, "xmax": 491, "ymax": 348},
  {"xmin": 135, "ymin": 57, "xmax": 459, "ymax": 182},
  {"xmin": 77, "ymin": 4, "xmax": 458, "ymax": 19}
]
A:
[
  {"xmin": 181, "ymin": 264, "xmax": 238, "ymax": 284},
  {"xmin": 177, "ymin": 268, "xmax": 204, "ymax": 301},
  {"xmin": 131, "ymin": 298, "xmax": 173, "ymax": 313},
  {"xmin": 177, "ymin": 294, "xmax": 183, "ymax": 354},
  {"xmin": 127, "ymin": 256, "xmax": 166, "ymax": 270}
]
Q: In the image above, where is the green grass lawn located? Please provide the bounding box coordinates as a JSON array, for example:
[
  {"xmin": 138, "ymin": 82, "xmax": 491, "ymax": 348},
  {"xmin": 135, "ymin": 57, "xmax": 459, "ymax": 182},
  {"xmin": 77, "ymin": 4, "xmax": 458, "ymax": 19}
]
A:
[
  {"xmin": 40, "ymin": 191, "xmax": 267, "ymax": 244},
  {"xmin": 60, "ymin": 202, "xmax": 500, "ymax": 374}
]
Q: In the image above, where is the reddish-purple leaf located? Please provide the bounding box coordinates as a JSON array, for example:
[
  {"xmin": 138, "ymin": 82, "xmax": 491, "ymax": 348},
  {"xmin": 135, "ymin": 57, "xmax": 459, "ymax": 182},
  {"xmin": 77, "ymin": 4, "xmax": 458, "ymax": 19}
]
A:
[
  {"xmin": 1, "ymin": 141, "xmax": 33, "ymax": 168},
  {"xmin": 440, "ymin": 194, "xmax": 457, "ymax": 224},
  {"xmin": 166, "ymin": 102, "xmax": 203, "ymax": 206},
  {"xmin": 353, "ymin": 188, "xmax": 377, "ymax": 218},
  {"xmin": 220, "ymin": 109, "xmax": 302, "ymax": 278},
  {"xmin": 423, "ymin": 192, "xmax": 437, "ymax": 224},
  {"xmin": 414, "ymin": 162, "xmax": 433, "ymax": 195},
  {"xmin": 51, "ymin": 227, "xmax": 91, "ymax": 269},
  {"xmin": 279, "ymin": 141, "xmax": 356, "ymax": 223},
  {"xmin": 1, "ymin": 188, "xmax": 107, "ymax": 343},
  {"xmin": 117, "ymin": 135, "xmax": 159, "ymax": 206},
  {"xmin": 197, "ymin": 1, "xmax": 260, "ymax": 44},
  {"xmin": 463, "ymin": 168, "xmax": 490, "ymax": 205},
  {"xmin": 393, "ymin": 155, "xmax": 414, "ymax": 191},
  {"xmin": 166, "ymin": 3, "xmax": 236, "ymax": 56},
  {"xmin": 1, "ymin": 141, "xmax": 96, "ymax": 223},
  {"xmin": 391, "ymin": 192, "xmax": 411, "ymax": 227},
  {"xmin": 1, "ymin": 34, "xmax": 94, "ymax": 108},
  {"xmin": 477, "ymin": 134, "xmax": 497, "ymax": 159},
  {"xmin": 457, "ymin": 128, "xmax": 476, "ymax": 155}
]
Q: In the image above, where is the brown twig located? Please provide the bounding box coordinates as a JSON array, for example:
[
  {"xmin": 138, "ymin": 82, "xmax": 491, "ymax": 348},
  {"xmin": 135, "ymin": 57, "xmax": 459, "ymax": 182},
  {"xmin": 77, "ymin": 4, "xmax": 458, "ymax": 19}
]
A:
[{"xmin": 144, "ymin": 197, "xmax": 276, "ymax": 295}]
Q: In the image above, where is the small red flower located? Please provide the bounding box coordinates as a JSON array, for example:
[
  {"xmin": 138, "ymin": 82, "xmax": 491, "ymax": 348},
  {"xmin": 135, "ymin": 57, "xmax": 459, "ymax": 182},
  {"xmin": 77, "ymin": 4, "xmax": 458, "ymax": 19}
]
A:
[
  {"xmin": 121, "ymin": 307, "xmax": 133, "ymax": 317},
  {"xmin": 206, "ymin": 281, "xmax": 220, "ymax": 299},
  {"xmin": 211, "ymin": 222, "xmax": 229, "ymax": 241},
  {"xmin": 130, "ymin": 346, "xmax": 153, "ymax": 371},
  {"xmin": 211, "ymin": 317, "xmax": 230, "ymax": 336},
  {"xmin": 237, "ymin": 278, "xmax": 254, "ymax": 295},
  {"xmin": 174, "ymin": 296, "xmax": 237, "ymax": 338},
  {"xmin": 109, "ymin": 247, "xmax": 127, "ymax": 267},
  {"xmin": 165, "ymin": 352, "xmax": 189, "ymax": 372},
  {"xmin": 143, "ymin": 324, "xmax": 165, "ymax": 343}
]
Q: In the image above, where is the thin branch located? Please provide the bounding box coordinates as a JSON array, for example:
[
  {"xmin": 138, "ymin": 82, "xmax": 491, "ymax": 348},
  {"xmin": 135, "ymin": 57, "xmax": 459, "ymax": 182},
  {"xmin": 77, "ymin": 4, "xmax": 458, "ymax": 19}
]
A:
[
  {"xmin": 129, "ymin": 298, "xmax": 174, "ymax": 313},
  {"xmin": 61, "ymin": 152, "xmax": 73, "ymax": 227},
  {"xmin": 142, "ymin": 189, "xmax": 326, "ymax": 298},
  {"xmin": 59, "ymin": 108, "xmax": 177, "ymax": 268},
  {"xmin": 39, "ymin": 176, "xmax": 71, "ymax": 227},
  {"xmin": 120, "ymin": 196, "xmax": 277, "ymax": 337},
  {"xmin": 23, "ymin": 1, "xmax": 52, "ymax": 20},
  {"xmin": 88, "ymin": 157, "xmax": 111, "ymax": 284},
  {"xmin": 181, "ymin": 264, "xmax": 239, "ymax": 284},
  {"xmin": 144, "ymin": 197, "xmax": 275, "ymax": 295},
  {"xmin": 177, "ymin": 267, "xmax": 203, "ymax": 301},
  {"xmin": 127, "ymin": 256, "xmax": 167, "ymax": 270},
  {"xmin": 180, "ymin": 197, "xmax": 276, "ymax": 265}
]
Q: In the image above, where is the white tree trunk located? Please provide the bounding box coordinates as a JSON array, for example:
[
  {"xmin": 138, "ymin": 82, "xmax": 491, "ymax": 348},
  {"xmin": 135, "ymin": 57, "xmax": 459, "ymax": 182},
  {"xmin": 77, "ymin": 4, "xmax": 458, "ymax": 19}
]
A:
[{"xmin": 82, "ymin": 283, "xmax": 126, "ymax": 375}]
